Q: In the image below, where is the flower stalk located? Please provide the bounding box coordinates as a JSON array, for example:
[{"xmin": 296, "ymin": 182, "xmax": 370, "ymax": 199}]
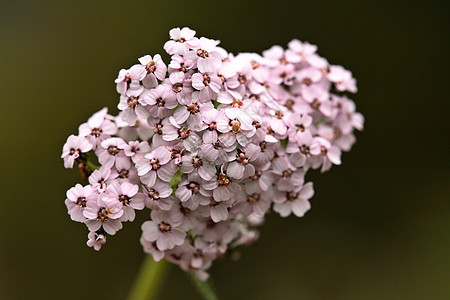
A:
[
  {"xmin": 187, "ymin": 273, "xmax": 218, "ymax": 300},
  {"xmin": 127, "ymin": 256, "xmax": 169, "ymax": 300},
  {"xmin": 127, "ymin": 255, "xmax": 218, "ymax": 300}
]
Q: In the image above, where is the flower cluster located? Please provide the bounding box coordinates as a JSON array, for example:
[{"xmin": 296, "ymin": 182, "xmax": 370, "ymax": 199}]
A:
[{"xmin": 62, "ymin": 27, "xmax": 363, "ymax": 280}]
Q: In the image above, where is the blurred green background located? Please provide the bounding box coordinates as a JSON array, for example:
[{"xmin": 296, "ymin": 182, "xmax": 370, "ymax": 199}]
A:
[{"xmin": 1, "ymin": 0, "xmax": 449, "ymax": 299}]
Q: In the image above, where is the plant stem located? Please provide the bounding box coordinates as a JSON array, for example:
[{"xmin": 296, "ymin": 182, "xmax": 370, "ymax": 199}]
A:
[
  {"xmin": 86, "ymin": 160, "xmax": 99, "ymax": 171},
  {"xmin": 127, "ymin": 256, "xmax": 169, "ymax": 300},
  {"xmin": 187, "ymin": 273, "xmax": 219, "ymax": 300}
]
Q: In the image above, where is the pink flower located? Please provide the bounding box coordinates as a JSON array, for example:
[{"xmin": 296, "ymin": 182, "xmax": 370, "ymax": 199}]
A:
[
  {"xmin": 287, "ymin": 40, "xmax": 327, "ymax": 68},
  {"xmin": 162, "ymin": 124, "xmax": 201, "ymax": 152},
  {"xmin": 286, "ymin": 113, "xmax": 313, "ymax": 143},
  {"xmin": 213, "ymin": 173, "xmax": 241, "ymax": 202},
  {"xmin": 199, "ymin": 141, "xmax": 229, "ymax": 165},
  {"xmin": 184, "ymin": 37, "xmax": 224, "ymax": 73},
  {"xmin": 61, "ymin": 135, "xmax": 93, "ymax": 168},
  {"xmin": 164, "ymin": 242, "xmax": 195, "ymax": 271},
  {"xmin": 144, "ymin": 180, "xmax": 173, "ymax": 211},
  {"xmin": 120, "ymin": 140, "xmax": 151, "ymax": 163},
  {"xmin": 163, "ymin": 72, "xmax": 193, "ymax": 105},
  {"xmin": 118, "ymin": 92, "xmax": 150, "ymax": 126},
  {"xmin": 266, "ymin": 109, "xmax": 288, "ymax": 137},
  {"xmin": 295, "ymin": 67, "xmax": 324, "ymax": 88},
  {"xmin": 83, "ymin": 195, "xmax": 124, "ymax": 235},
  {"xmin": 141, "ymin": 210, "xmax": 186, "ymax": 251},
  {"xmin": 136, "ymin": 146, "xmax": 176, "ymax": 187},
  {"xmin": 115, "ymin": 64, "xmax": 146, "ymax": 96},
  {"xmin": 199, "ymin": 107, "xmax": 219, "ymax": 141},
  {"xmin": 271, "ymin": 156, "xmax": 305, "ymax": 191},
  {"xmin": 78, "ymin": 108, "xmax": 117, "ymax": 148},
  {"xmin": 248, "ymin": 169, "xmax": 273, "ymax": 191},
  {"xmin": 88, "ymin": 166, "xmax": 114, "ymax": 192},
  {"xmin": 171, "ymin": 102, "xmax": 205, "ymax": 131},
  {"xmin": 175, "ymin": 173, "xmax": 215, "ymax": 209},
  {"xmin": 96, "ymin": 137, "xmax": 130, "ymax": 170},
  {"xmin": 191, "ymin": 72, "xmax": 222, "ymax": 101},
  {"xmin": 190, "ymin": 239, "xmax": 216, "ymax": 271},
  {"xmin": 116, "ymin": 117, "xmax": 155, "ymax": 142},
  {"xmin": 164, "ymin": 27, "xmax": 198, "ymax": 55},
  {"xmin": 216, "ymin": 108, "xmax": 255, "ymax": 147},
  {"xmin": 140, "ymin": 236, "xmax": 165, "ymax": 262},
  {"xmin": 167, "ymin": 201, "xmax": 198, "ymax": 231},
  {"xmin": 181, "ymin": 152, "xmax": 216, "ymax": 181},
  {"xmin": 198, "ymin": 197, "xmax": 232, "ymax": 223},
  {"xmin": 332, "ymin": 96, "xmax": 364, "ymax": 134},
  {"xmin": 217, "ymin": 61, "xmax": 240, "ymax": 91},
  {"xmin": 301, "ymin": 85, "xmax": 333, "ymax": 117},
  {"xmin": 263, "ymin": 45, "xmax": 287, "ymax": 67},
  {"xmin": 286, "ymin": 131, "xmax": 320, "ymax": 156},
  {"xmin": 273, "ymin": 182, "xmax": 314, "ymax": 217},
  {"xmin": 325, "ymin": 65, "xmax": 357, "ymax": 93},
  {"xmin": 251, "ymin": 129, "xmax": 276, "ymax": 167},
  {"xmin": 233, "ymin": 181, "xmax": 273, "ymax": 217},
  {"xmin": 226, "ymin": 144, "xmax": 261, "ymax": 179},
  {"xmin": 138, "ymin": 54, "xmax": 167, "ymax": 88},
  {"xmin": 306, "ymin": 137, "xmax": 342, "ymax": 173},
  {"xmin": 105, "ymin": 181, "xmax": 146, "ymax": 222},
  {"xmin": 110, "ymin": 165, "xmax": 140, "ymax": 185},
  {"xmin": 65, "ymin": 184, "xmax": 98, "ymax": 222},
  {"xmin": 142, "ymin": 85, "xmax": 178, "ymax": 119},
  {"xmin": 168, "ymin": 55, "xmax": 195, "ymax": 75},
  {"xmin": 87, "ymin": 230, "xmax": 107, "ymax": 251}
]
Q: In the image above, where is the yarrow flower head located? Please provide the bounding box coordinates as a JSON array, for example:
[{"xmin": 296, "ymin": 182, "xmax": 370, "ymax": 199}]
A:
[{"xmin": 62, "ymin": 27, "xmax": 363, "ymax": 280}]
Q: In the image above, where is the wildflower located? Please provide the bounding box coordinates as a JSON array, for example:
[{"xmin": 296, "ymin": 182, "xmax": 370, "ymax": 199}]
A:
[
  {"xmin": 87, "ymin": 230, "xmax": 107, "ymax": 251},
  {"xmin": 118, "ymin": 92, "xmax": 151, "ymax": 126},
  {"xmin": 273, "ymin": 182, "xmax": 314, "ymax": 217},
  {"xmin": 213, "ymin": 172, "xmax": 240, "ymax": 202},
  {"xmin": 226, "ymin": 144, "xmax": 261, "ymax": 179},
  {"xmin": 164, "ymin": 27, "xmax": 198, "ymax": 55},
  {"xmin": 62, "ymin": 27, "xmax": 363, "ymax": 279},
  {"xmin": 136, "ymin": 146, "xmax": 176, "ymax": 187},
  {"xmin": 191, "ymin": 72, "xmax": 222, "ymax": 101},
  {"xmin": 184, "ymin": 37, "xmax": 224, "ymax": 73},
  {"xmin": 141, "ymin": 210, "xmax": 186, "ymax": 251},
  {"xmin": 181, "ymin": 152, "xmax": 216, "ymax": 181},
  {"xmin": 164, "ymin": 72, "xmax": 193, "ymax": 104},
  {"xmin": 138, "ymin": 54, "xmax": 167, "ymax": 88},
  {"xmin": 88, "ymin": 166, "xmax": 114, "ymax": 193},
  {"xmin": 142, "ymin": 85, "xmax": 178, "ymax": 119},
  {"xmin": 96, "ymin": 137, "xmax": 130, "ymax": 169},
  {"xmin": 144, "ymin": 180, "xmax": 173, "ymax": 211},
  {"xmin": 78, "ymin": 108, "xmax": 117, "ymax": 148},
  {"xmin": 83, "ymin": 195, "xmax": 124, "ymax": 235},
  {"xmin": 175, "ymin": 173, "xmax": 215, "ymax": 209},
  {"xmin": 105, "ymin": 181, "xmax": 146, "ymax": 222},
  {"xmin": 61, "ymin": 135, "xmax": 93, "ymax": 168},
  {"xmin": 115, "ymin": 64, "xmax": 146, "ymax": 96},
  {"xmin": 65, "ymin": 184, "xmax": 98, "ymax": 222}
]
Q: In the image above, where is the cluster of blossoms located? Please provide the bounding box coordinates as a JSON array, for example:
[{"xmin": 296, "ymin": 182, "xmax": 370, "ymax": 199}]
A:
[{"xmin": 62, "ymin": 27, "xmax": 363, "ymax": 280}]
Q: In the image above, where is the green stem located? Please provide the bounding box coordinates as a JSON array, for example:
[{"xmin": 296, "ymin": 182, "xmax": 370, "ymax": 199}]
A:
[
  {"xmin": 187, "ymin": 273, "xmax": 219, "ymax": 300},
  {"xmin": 127, "ymin": 256, "xmax": 169, "ymax": 300},
  {"xmin": 86, "ymin": 160, "xmax": 99, "ymax": 171}
]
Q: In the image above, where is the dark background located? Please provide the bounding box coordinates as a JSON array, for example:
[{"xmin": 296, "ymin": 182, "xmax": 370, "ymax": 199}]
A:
[{"xmin": 1, "ymin": 1, "xmax": 449, "ymax": 299}]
